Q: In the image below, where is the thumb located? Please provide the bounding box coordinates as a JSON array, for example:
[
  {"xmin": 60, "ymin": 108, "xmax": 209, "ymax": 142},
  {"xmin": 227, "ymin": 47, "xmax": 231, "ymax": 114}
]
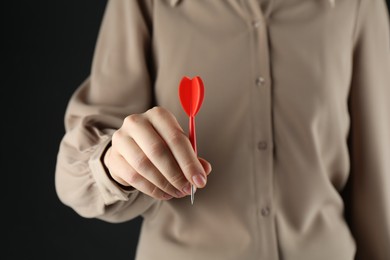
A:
[{"xmin": 198, "ymin": 157, "xmax": 212, "ymax": 176}]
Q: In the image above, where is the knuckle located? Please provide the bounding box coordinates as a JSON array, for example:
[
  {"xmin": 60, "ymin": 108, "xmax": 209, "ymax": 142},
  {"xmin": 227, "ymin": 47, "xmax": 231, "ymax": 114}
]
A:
[
  {"xmin": 151, "ymin": 186, "xmax": 164, "ymax": 199},
  {"xmin": 148, "ymin": 106, "xmax": 175, "ymax": 122},
  {"xmin": 149, "ymin": 106, "xmax": 167, "ymax": 116},
  {"xmin": 148, "ymin": 141, "xmax": 168, "ymax": 158},
  {"xmin": 126, "ymin": 171, "xmax": 140, "ymax": 185},
  {"xmin": 124, "ymin": 114, "xmax": 142, "ymax": 127},
  {"xmin": 181, "ymin": 160, "xmax": 201, "ymax": 177},
  {"xmin": 167, "ymin": 130, "xmax": 186, "ymax": 146},
  {"xmin": 168, "ymin": 173, "xmax": 186, "ymax": 186},
  {"xmin": 133, "ymin": 154, "xmax": 150, "ymax": 172},
  {"xmin": 161, "ymin": 179, "xmax": 172, "ymax": 191},
  {"xmin": 111, "ymin": 130, "xmax": 123, "ymax": 145}
]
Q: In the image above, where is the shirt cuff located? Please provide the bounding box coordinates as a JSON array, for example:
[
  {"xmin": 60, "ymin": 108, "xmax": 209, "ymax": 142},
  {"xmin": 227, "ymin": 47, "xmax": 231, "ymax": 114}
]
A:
[{"xmin": 88, "ymin": 137, "xmax": 139, "ymax": 205}]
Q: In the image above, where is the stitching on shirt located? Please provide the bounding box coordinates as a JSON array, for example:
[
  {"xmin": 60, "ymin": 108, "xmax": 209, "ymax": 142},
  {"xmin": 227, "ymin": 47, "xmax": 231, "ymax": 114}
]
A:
[{"xmin": 351, "ymin": 0, "xmax": 363, "ymax": 47}]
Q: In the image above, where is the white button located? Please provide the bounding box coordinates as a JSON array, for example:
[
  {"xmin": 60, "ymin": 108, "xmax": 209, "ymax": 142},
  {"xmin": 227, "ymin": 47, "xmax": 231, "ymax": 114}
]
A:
[
  {"xmin": 256, "ymin": 77, "xmax": 265, "ymax": 87},
  {"xmin": 252, "ymin": 20, "xmax": 261, "ymax": 28},
  {"xmin": 261, "ymin": 207, "xmax": 270, "ymax": 217}
]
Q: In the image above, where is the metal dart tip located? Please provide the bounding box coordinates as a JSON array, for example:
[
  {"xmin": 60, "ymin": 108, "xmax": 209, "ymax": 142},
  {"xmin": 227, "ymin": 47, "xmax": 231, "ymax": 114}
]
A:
[{"xmin": 191, "ymin": 185, "xmax": 195, "ymax": 205}]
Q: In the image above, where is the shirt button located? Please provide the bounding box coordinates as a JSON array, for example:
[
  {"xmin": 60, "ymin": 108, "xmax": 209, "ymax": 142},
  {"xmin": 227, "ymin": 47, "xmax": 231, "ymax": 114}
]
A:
[
  {"xmin": 257, "ymin": 141, "xmax": 267, "ymax": 150},
  {"xmin": 256, "ymin": 77, "xmax": 265, "ymax": 87},
  {"xmin": 252, "ymin": 20, "xmax": 261, "ymax": 28},
  {"xmin": 261, "ymin": 207, "xmax": 270, "ymax": 217}
]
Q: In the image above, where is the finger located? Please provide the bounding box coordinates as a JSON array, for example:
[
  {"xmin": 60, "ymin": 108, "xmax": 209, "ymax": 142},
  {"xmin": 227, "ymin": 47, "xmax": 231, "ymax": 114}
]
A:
[
  {"xmin": 104, "ymin": 147, "xmax": 129, "ymax": 186},
  {"xmin": 113, "ymin": 130, "xmax": 186, "ymax": 198},
  {"xmin": 124, "ymin": 112, "xmax": 193, "ymax": 193},
  {"xmin": 198, "ymin": 157, "xmax": 212, "ymax": 176},
  {"xmin": 146, "ymin": 107, "xmax": 207, "ymax": 189},
  {"xmin": 107, "ymin": 149, "xmax": 174, "ymax": 200}
]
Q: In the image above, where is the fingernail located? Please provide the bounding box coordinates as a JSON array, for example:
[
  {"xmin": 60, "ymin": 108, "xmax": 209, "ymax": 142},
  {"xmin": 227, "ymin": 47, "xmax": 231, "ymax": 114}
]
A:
[
  {"xmin": 163, "ymin": 193, "xmax": 173, "ymax": 200},
  {"xmin": 182, "ymin": 183, "xmax": 191, "ymax": 195},
  {"xmin": 192, "ymin": 174, "xmax": 206, "ymax": 188}
]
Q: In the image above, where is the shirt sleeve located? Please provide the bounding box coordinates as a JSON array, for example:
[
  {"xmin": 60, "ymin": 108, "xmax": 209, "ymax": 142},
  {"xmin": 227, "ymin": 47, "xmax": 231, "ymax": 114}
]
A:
[
  {"xmin": 55, "ymin": 0, "xmax": 159, "ymax": 223},
  {"xmin": 347, "ymin": 0, "xmax": 390, "ymax": 258}
]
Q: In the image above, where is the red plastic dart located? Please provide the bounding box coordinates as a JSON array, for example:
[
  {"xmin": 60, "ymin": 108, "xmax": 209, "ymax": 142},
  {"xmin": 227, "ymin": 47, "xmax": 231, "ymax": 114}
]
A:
[{"xmin": 178, "ymin": 76, "xmax": 205, "ymax": 205}]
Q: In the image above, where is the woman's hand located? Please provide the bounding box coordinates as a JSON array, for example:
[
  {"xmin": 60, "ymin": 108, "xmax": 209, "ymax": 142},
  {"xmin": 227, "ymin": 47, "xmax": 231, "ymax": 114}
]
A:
[{"xmin": 104, "ymin": 106, "xmax": 212, "ymax": 200}]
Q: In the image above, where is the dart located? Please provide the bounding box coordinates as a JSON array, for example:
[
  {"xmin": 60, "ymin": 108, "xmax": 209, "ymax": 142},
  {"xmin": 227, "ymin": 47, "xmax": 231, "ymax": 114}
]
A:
[{"xmin": 178, "ymin": 76, "xmax": 205, "ymax": 205}]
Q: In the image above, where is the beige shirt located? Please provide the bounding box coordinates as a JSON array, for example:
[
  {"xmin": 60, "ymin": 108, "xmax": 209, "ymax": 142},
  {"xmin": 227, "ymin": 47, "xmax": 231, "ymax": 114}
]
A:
[{"xmin": 55, "ymin": 0, "xmax": 390, "ymax": 259}]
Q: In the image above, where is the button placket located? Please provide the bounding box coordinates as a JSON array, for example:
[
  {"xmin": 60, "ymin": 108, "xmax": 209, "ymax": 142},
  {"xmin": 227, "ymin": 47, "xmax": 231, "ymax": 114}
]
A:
[{"xmin": 245, "ymin": 0, "xmax": 277, "ymax": 258}]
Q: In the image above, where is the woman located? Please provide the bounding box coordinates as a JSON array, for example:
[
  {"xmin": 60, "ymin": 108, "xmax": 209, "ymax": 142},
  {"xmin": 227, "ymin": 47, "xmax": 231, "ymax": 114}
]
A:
[{"xmin": 55, "ymin": 0, "xmax": 390, "ymax": 259}]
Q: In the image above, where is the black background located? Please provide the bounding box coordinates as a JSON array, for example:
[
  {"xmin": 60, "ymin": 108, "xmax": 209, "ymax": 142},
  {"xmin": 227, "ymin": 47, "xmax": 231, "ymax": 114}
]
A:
[
  {"xmin": 5, "ymin": 1, "xmax": 142, "ymax": 260},
  {"xmin": 4, "ymin": 1, "xmax": 390, "ymax": 260}
]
